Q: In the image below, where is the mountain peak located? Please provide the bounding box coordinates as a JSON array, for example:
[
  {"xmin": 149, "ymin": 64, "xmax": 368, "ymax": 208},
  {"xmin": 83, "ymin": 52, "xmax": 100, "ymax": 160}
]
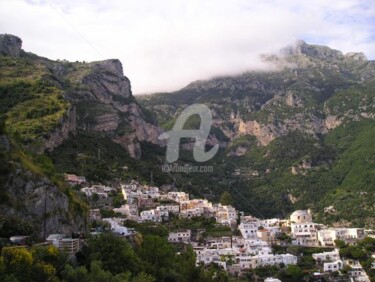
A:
[
  {"xmin": 92, "ymin": 59, "xmax": 124, "ymax": 77},
  {"xmin": 0, "ymin": 34, "xmax": 22, "ymax": 57},
  {"xmin": 280, "ymin": 40, "xmax": 344, "ymax": 61}
]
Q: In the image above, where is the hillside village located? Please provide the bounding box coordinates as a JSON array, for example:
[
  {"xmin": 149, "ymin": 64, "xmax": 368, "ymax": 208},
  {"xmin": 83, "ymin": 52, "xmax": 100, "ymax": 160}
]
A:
[{"xmin": 71, "ymin": 175, "xmax": 375, "ymax": 281}]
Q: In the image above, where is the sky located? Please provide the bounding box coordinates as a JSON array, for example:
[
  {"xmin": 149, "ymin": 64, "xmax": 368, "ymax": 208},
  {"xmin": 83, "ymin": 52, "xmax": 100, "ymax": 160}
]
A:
[{"xmin": 0, "ymin": 0, "xmax": 374, "ymax": 94}]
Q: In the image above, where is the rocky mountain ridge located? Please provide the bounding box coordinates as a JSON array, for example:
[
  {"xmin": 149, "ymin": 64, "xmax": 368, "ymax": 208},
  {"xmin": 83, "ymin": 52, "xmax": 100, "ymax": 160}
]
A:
[
  {"xmin": 141, "ymin": 40, "xmax": 375, "ymax": 150},
  {"xmin": 139, "ymin": 40, "xmax": 375, "ymax": 226}
]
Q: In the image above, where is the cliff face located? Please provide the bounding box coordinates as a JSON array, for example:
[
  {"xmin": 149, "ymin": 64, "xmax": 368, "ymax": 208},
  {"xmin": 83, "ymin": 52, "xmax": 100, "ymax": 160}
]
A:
[
  {"xmin": 1, "ymin": 165, "xmax": 85, "ymax": 237},
  {"xmin": 0, "ymin": 34, "xmax": 22, "ymax": 57},
  {"xmin": 68, "ymin": 58, "xmax": 163, "ymax": 158},
  {"xmin": 0, "ymin": 34, "xmax": 163, "ymax": 159},
  {"xmin": 0, "ymin": 133, "xmax": 86, "ymax": 237},
  {"xmin": 43, "ymin": 106, "xmax": 77, "ymax": 152}
]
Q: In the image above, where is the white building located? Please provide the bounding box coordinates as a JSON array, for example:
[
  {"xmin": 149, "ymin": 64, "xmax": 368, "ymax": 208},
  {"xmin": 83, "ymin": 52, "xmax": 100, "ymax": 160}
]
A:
[
  {"xmin": 239, "ymin": 220, "xmax": 261, "ymax": 239},
  {"xmin": 195, "ymin": 247, "xmax": 221, "ymax": 265},
  {"xmin": 243, "ymin": 239, "xmax": 270, "ymax": 255},
  {"xmin": 112, "ymin": 226, "xmax": 134, "ymax": 237},
  {"xmin": 317, "ymin": 229, "xmax": 337, "ymax": 247},
  {"xmin": 323, "ymin": 260, "xmax": 343, "ymax": 272},
  {"xmin": 180, "ymin": 207, "xmax": 204, "ymax": 218},
  {"xmin": 318, "ymin": 228, "xmax": 365, "ymax": 246},
  {"xmin": 290, "ymin": 210, "xmax": 312, "ymax": 224},
  {"xmin": 346, "ymin": 260, "xmax": 371, "ymax": 282},
  {"xmin": 260, "ymin": 218, "xmax": 281, "ymax": 228},
  {"xmin": 291, "ymin": 222, "xmax": 320, "ymax": 246},
  {"xmin": 140, "ymin": 209, "xmax": 168, "ymax": 222},
  {"xmin": 207, "ymin": 237, "xmax": 232, "ymax": 249},
  {"xmin": 102, "ymin": 218, "xmax": 135, "ymax": 237},
  {"xmin": 312, "ymin": 249, "xmax": 340, "ymax": 262},
  {"xmin": 168, "ymin": 230, "xmax": 191, "ymax": 243},
  {"xmin": 264, "ymin": 278, "xmax": 282, "ymax": 282},
  {"xmin": 195, "ymin": 247, "xmax": 235, "ymax": 269},
  {"xmin": 157, "ymin": 205, "xmax": 180, "ymax": 214},
  {"xmin": 81, "ymin": 185, "xmax": 115, "ymax": 198},
  {"xmin": 215, "ymin": 204, "xmax": 238, "ymax": 226},
  {"xmin": 236, "ymin": 253, "xmax": 297, "ymax": 269},
  {"xmin": 141, "ymin": 186, "xmax": 160, "ymax": 199}
]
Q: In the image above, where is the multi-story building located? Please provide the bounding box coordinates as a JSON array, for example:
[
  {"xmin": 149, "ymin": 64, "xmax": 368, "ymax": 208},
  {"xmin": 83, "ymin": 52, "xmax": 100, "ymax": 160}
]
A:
[
  {"xmin": 312, "ymin": 249, "xmax": 340, "ymax": 262},
  {"xmin": 291, "ymin": 222, "xmax": 320, "ymax": 246},
  {"xmin": 157, "ymin": 205, "xmax": 180, "ymax": 214},
  {"xmin": 323, "ymin": 260, "xmax": 343, "ymax": 272},
  {"xmin": 140, "ymin": 209, "xmax": 168, "ymax": 222},
  {"xmin": 215, "ymin": 204, "xmax": 238, "ymax": 226},
  {"xmin": 236, "ymin": 253, "xmax": 297, "ymax": 269},
  {"xmin": 239, "ymin": 220, "xmax": 261, "ymax": 239},
  {"xmin": 168, "ymin": 230, "xmax": 191, "ymax": 243},
  {"xmin": 167, "ymin": 192, "xmax": 189, "ymax": 203},
  {"xmin": 318, "ymin": 228, "xmax": 365, "ymax": 246}
]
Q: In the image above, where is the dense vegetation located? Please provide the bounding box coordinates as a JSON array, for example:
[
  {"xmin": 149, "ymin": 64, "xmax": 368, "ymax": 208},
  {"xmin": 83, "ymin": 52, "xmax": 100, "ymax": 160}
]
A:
[
  {"xmin": 2, "ymin": 232, "xmax": 373, "ymax": 281},
  {"xmin": 0, "ymin": 232, "xmax": 229, "ymax": 282}
]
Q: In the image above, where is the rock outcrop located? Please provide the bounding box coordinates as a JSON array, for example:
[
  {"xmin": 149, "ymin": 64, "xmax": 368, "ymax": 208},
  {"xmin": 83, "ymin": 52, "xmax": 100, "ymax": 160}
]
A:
[
  {"xmin": 44, "ymin": 106, "xmax": 77, "ymax": 152},
  {"xmin": 0, "ymin": 34, "xmax": 22, "ymax": 57},
  {"xmin": 74, "ymin": 59, "xmax": 164, "ymax": 158},
  {"xmin": 82, "ymin": 59, "xmax": 132, "ymax": 102},
  {"xmin": 1, "ymin": 164, "xmax": 85, "ymax": 237}
]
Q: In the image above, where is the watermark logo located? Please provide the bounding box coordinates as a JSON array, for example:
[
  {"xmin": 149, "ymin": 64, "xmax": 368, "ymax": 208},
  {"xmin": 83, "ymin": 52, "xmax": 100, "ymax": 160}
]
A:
[
  {"xmin": 161, "ymin": 163, "xmax": 214, "ymax": 174},
  {"xmin": 158, "ymin": 104, "xmax": 219, "ymax": 163}
]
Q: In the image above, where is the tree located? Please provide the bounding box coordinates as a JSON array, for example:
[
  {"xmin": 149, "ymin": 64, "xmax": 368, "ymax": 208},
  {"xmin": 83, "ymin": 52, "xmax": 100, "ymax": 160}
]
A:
[
  {"xmin": 138, "ymin": 235, "xmax": 177, "ymax": 280},
  {"xmin": 334, "ymin": 239, "xmax": 346, "ymax": 248},
  {"xmin": 61, "ymin": 261, "xmax": 132, "ymax": 282},
  {"xmin": 175, "ymin": 246, "xmax": 205, "ymax": 282},
  {"xmin": 284, "ymin": 265, "xmax": 303, "ymax": 282},
  {"xmin": 358, "ymin": 237, "xmax": 375, "ymax": 252},
  {"xmin": 131, "ymin": 272, "xmax": 155, "ymax": 282},
  {"xmin": 219, "ymin": 191, "xmax": 232, "ymax": 206},
  {"xmin": 87, "ymin": 233, "xmax": 141, "ymax": 275},
  {"xmin": 1, "ymin": 246, "xmax": 56, "ymax": 282}
]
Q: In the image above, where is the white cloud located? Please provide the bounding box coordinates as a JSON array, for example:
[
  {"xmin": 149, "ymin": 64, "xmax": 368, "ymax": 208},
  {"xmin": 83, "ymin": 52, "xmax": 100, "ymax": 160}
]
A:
[{"xmin": 0, "ymin": 0, "xmax": 374, "ymax": 94}]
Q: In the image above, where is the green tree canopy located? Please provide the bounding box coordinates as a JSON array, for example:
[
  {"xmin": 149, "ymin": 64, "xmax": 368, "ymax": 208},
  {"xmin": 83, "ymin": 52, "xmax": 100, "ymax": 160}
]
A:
[{"xmin": 219, "ymin": 191, "xmax": 232, "ymax": 206}]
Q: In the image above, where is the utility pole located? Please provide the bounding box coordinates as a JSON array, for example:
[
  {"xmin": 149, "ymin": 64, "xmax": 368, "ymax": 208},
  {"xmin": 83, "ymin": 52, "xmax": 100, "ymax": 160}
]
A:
[{"xmin": 43, "ymin": 186, "xmax": 47, "ymax": 240}]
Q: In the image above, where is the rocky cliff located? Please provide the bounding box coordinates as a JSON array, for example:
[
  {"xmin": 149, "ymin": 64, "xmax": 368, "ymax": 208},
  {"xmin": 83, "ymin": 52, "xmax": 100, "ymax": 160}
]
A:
[
  {"xmin": 0, "ymin": 34, "xmax": 163, "ymax": 159},
  {"xmin": 64, "ymin": 58, "xmax": 163, "ymax": 158},
  {"xmin": 0, "ymin": 34, "xmax": 22, "ymax": 57},
  {"xmin": 1, "ymin": 162, "xmax": 85, "ymax": 237},
  {"xmin": 141, "ymin": 40, "xmax": 375, "ymax": 149}
]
